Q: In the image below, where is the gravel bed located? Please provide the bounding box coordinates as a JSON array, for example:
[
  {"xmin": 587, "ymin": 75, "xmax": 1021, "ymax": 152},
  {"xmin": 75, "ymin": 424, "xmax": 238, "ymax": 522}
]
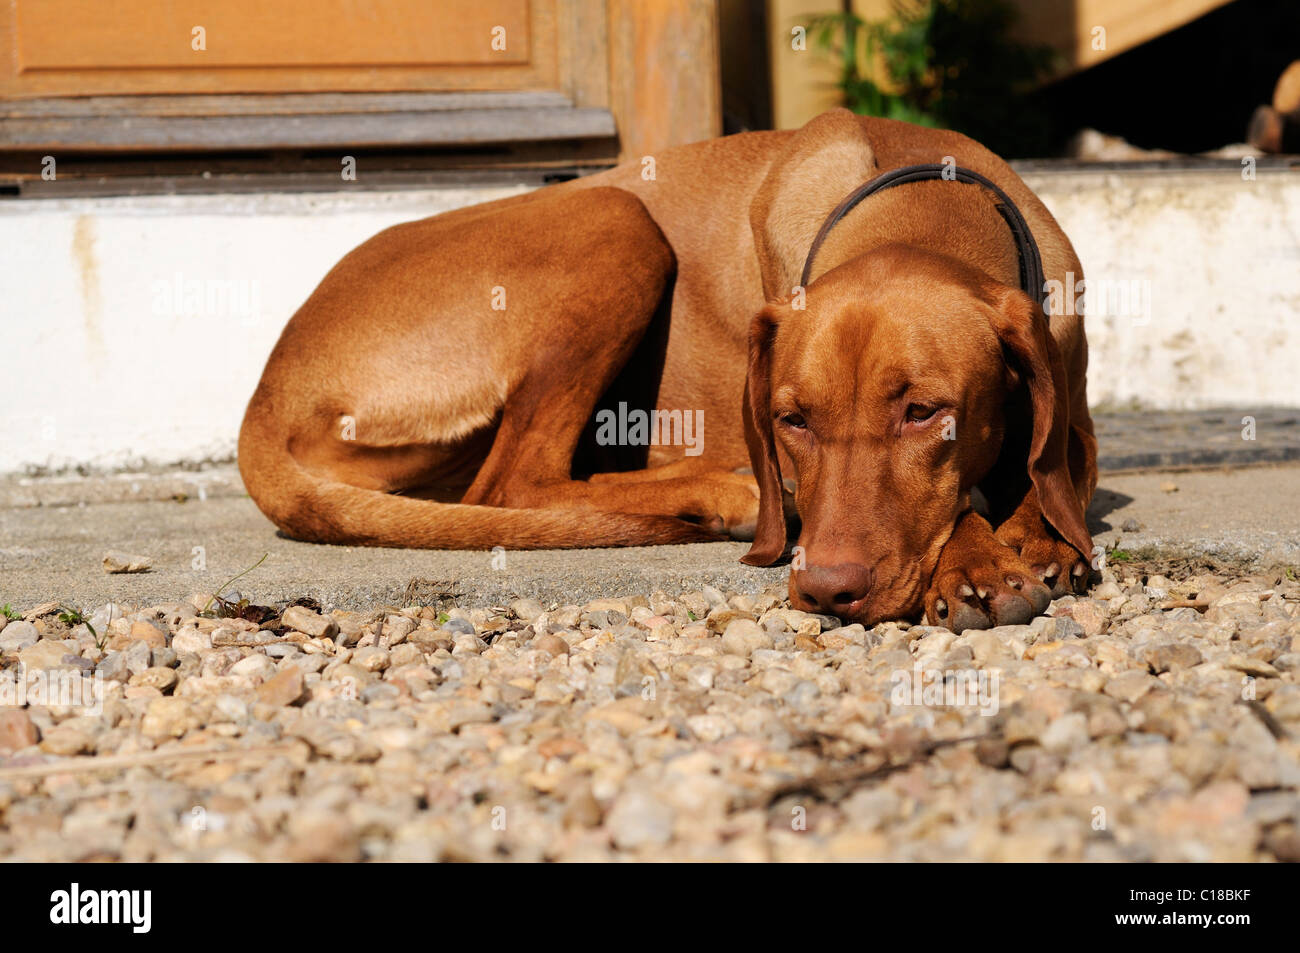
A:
[{"xmin": 1, "ymin": 567, "xmax": 1298, "ymax": 862}]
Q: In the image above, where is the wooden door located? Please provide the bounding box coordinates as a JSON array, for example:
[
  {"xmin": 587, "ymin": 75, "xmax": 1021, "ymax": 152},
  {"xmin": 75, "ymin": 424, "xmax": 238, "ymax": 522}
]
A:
[{"xmin": 0, "ymin": 1, "xmax": 721, "ymax": 158}]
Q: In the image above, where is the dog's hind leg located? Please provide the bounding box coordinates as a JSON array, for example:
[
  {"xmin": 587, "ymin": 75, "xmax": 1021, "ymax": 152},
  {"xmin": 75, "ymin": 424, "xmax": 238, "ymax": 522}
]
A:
[
  {"xmin": 456, "ymin": 194, "xmax": 760, "ymax": 539},
  {"xmin": 240, "ymin": 185, "xmax": 754, "ymax": 548}
]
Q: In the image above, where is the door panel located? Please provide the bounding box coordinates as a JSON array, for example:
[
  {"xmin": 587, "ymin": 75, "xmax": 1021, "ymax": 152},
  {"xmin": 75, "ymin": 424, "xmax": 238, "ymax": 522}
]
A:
[
  {"xmin": 16, "ymin": 0, "xmax": 529, "ymax": 69},
  {"xmin": 1, "ymin": 0, "xmax": 552, "ymax": 97}
]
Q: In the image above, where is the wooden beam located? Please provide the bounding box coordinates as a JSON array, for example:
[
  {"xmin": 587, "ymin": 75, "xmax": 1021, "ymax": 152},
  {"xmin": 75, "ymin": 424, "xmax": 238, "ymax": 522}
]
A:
[
  {"xmin": 608, "ymin": 0, "xmax": 721, "ymax": 161},
  {"xmin": 1010, "ymin": 0, "xmax": 1235, "ymax": 77},
  {"xmin": 0, "ymin": 92, "xmax": 615, "ymax": 151}
]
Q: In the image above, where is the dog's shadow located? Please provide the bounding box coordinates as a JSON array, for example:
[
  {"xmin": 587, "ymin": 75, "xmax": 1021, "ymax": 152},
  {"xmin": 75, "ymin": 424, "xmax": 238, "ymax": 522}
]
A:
[{"xmin": 1087, "ymin": 485, "xmax": 1134, "ymax": 536}]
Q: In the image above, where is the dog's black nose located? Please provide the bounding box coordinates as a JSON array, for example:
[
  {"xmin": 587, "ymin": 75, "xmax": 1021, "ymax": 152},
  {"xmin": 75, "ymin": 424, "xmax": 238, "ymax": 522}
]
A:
[{"xmin": 794, "ymin": 562, "xmax": 873, "ymax": 618}]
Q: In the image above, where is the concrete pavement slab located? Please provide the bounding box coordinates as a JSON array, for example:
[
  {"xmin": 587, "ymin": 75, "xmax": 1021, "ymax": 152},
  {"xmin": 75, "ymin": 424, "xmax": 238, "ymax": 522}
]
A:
[{"xmin": 2, "ymin": 464, "xmax": 1297, "ymax": 614}]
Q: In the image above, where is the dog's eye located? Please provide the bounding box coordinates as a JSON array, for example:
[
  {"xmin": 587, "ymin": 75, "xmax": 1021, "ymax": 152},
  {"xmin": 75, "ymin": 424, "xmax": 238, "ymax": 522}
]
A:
[
  {"xmin": 905, "ymin": 403, "xmax": 938, "ymax": 423},
  {"xmin": 780, "ymin": 413, "xmax": 807, "ymax": 429}
]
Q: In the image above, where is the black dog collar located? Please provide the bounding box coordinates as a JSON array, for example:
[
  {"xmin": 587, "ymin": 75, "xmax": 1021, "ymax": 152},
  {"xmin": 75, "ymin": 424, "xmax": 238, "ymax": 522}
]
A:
[{"xmin": 799, "ymin": 163, "xmax": 1046, "ymax": 311}]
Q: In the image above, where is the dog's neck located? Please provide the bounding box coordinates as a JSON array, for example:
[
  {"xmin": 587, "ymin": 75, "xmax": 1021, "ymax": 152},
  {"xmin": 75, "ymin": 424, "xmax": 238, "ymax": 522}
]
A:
[{"xmin": 804, "ymin": 180, "xmax": 1024, "ymax": 294}]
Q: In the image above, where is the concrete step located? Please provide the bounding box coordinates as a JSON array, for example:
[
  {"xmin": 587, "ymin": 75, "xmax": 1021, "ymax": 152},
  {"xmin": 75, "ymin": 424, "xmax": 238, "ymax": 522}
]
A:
[
  {"xmin": 4, "ymin": 409, "xmax": 1296, "ymax": 508},
  {"xmin": 1, "ymin": 465, "xmax": 1296, "ymax": 613},
  {"xmin": 4, "ymin": 165, "xmax": 1299, "ymax": 475}
]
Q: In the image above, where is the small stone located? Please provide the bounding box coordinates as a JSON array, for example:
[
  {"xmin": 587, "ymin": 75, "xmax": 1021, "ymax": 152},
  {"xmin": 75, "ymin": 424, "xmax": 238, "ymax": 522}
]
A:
[
  {"xmin": 18, "ymin": 640, "xmax": 78, "ymax": 672},
  {"xmin": 1104, "ymin": 669, "xmax": 1159, "ymax": 703},
  {"xmin": 152, "ymin": 646, "xmax": 177, "ymax": 669},
  {"xmin": 1120, "ymin": 518, "xmax": 1142, "ymax": 532},
  {"xmin": 352, "ymin": 646, "xmax": 391, "ymax": 672},
  {"xmin": 102, "ymin": 551, "xmax": 152, "ymax": 574},
  {"xmin": 1061, "ymin": 600, "xmax": 1106, "ymax": 636},
  {"xmin": 129, "ymin": 666, "xmax": 178, "ymax": 692},
  {"xmin": 1094, "ymin": 581, "xmax": 1123, "ymax": 601},
  {"xmin": 141, "ymin": 697, "xmax": 200, "ymax": 739},
  {"xmin": 284, "ymin": 812, "xmax": 362, "ymax": 863},
  {"xmin": 532, "ymin": 633, "xmax": 570, "ymax": 658},
  {"xmin": 389, "ymin": 643, "xmax": 423, "ymax": 668},
  {"xmin": 1143, "ymin": 643, "xmax": 1203, "ymax": 674},
  {"xmin": 794, "ymin": 633, "xmax": 823, "ymax": 653},
  {"xmin": 22, "ymin": 602, "xmax": 60, "ymax": 622},
  {"xmin": 38, "ymin": 721, "xmax": 97, "ymax": 756},
  {"xmin": 606, "ymin": 788, "xmax": 675, "ymax": 849},
  {"xmin": 588, "ymin": 598, "xmax": 631, "ymax": 616},
  {"xmin": 441, "ymin": 618, "xmax": 476, "ymax": 637},
  {"xmin": 510, "ymin": 599, "xmax": 546, "ymax": 623},
  {"xmin": 1042, "ymin": 616, "xmax": 1085, "ymax": 640},
  {"xmin": 123, "ymin": 639, "xmax": 153, "ymax": 675},
  {"xmin": 705, "ymin": 607, "xmax": 740, "ymax": 633},
  {"xmin": 0, "ymin": 709, "xmax": 39, "ymax": 753},
  {"xmin": 172, "ymin": 627, "xmax": 212, "ymax": 654},
  {"xmin": 383, "ymin": 615, "xmax": 417, "ymax": 644},
  {"xmin": 327, "ymin": 663, "xmax": 371, "ymax": 688},
  {"xmin": 1160, "ymin": 481, "xmax": 1178, "ymax": 493},
  {"xmin": 721, "ymin": 619, "xmax": 774, "ymax": 657},
  {"xmin": 280, "ymin": 606, "xmax": 339, "ymax": 639},
  {"xmin": 538, "ymin": 736, "xmax": 586, "ymax": 759},
  {"xmin": 1272, "ymin": 653, "xmax": 1300, "ymax": 673},
  {"xmin": 686, "ymin": 713, "xmax": 734, "ymax": 742},
  {"xmin": 975, "ymin": 736, "xmax": 1010, "ymax": 767},
  {"xmin": 333, "ymin": 618, "xmax": 363, "ymax": 648},
  {"xmin": 965, "ymin": 629, "xmax": 1016, "ymax": 664},
  {"xmin": 96, "ymin": 651, "xmax": 129, "ymax": 682},
  {"xmin": 1226, "ymin": 656, "xmax": 1280, "ymax": 678},
  {"xmin": 451, "ymin": 634, "xmax": 487, "ymax": 656},
  {"xmin": 228, "ymin": 655, "xmax": 276, "ymax": 686},
  {"xmin": 256, "ymin": 667, "xmax": 305, "ymax": 706},
  {"xmin": 128, "ymin": 620, "xmax": 168, "ymax": 647},
  {"xmin": 0, "ymin": 621, "xmax": 39, "ymax": 654},
  {"xmin": 1040, "ymin": 712, "xmax": 1089, "ymax": 753}
]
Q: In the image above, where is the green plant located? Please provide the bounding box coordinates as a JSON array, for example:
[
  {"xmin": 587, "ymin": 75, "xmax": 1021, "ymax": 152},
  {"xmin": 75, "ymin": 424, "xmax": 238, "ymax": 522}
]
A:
[
  {"xmin": 811, "ymin": 5, "xmax": 935, "ymax": 127},
  {"xmin": 1, "ymin": 604, "xmax": 20, "ymax": 621},
  {"xmin": 201, "ymin": 553, "xmax": 272, "ymax": 621},
  {"xmin": 810, "ymin": 0, "xmax": 1058, "ymax": 156},
  {"xmin": 57, "ymin": 606, "xmax": 104, "ymax": 651},
  {"xmin": 1108, "ymin": 548, "xmax": 1134, "ymax": 564}
]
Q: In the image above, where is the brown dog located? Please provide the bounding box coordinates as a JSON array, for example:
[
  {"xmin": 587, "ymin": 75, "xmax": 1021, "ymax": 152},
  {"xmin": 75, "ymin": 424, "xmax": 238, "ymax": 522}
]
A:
[{"xmin": 239, "ymin": 108, "xmax": 1097, "ymax": 631}]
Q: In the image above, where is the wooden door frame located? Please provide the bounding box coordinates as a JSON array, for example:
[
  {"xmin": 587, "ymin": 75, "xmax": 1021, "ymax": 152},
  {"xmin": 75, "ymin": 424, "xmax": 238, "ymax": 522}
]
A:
[{"xmin": 0, "ymin": 0, "xmax": 720, "ymax": 165}]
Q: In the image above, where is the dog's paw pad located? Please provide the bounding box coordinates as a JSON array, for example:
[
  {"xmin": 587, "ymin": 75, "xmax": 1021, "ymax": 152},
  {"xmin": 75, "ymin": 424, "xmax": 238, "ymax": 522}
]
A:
[
  {"xmin": 988, "ymin": 591, "xmax": 1035, "ymax": 626},
  {"xmin": 1000, "ymin": 527, "xmax": 1092, "ymax": 599},
  {"xmin": 1029, "ymin": 554, "xmax": 1090, "ymax": 598},
  {"xmin": 926, "ymin": 564, "xmax": 1051, "ymax": 633}
]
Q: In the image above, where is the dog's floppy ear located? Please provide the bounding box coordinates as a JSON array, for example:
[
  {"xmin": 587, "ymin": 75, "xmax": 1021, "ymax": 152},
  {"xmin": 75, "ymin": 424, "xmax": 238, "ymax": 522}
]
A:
[
  {"xmin": 989, "ymin": 287, "xmax": 1093, "ymax": 560},
  {"xmin": 749, "ymin": 108, "xmax": 878, "ymax": 301},
  {"xmin": 739, "ymin": 306, "xmax": 788, "ymax": 566}
]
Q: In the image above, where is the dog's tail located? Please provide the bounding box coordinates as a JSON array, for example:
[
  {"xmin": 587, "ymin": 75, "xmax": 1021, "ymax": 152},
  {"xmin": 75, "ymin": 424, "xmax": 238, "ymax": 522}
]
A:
[{"xmin": 237, "ymin": 390, "xmax": 717, "ymax": 551}]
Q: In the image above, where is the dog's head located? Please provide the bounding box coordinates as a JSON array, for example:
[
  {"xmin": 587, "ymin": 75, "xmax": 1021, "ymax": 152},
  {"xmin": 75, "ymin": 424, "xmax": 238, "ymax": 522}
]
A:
[{"xmin": 739, "ymin": 245, "xmax": 1089, "ymax": 625}]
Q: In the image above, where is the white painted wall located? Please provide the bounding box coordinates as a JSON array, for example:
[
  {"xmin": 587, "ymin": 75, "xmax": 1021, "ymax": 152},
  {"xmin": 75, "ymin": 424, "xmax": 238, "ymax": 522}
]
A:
[
  {"xmin": 0, "ymin": 186, "xmax": 532, "ymax": 474},
  {"xmin": 1024, "ymin": 169, "xmax": 1300, "ymax": 411},
  {"xmin": 1, "ymin": 169, "xmax": 1298, "ymax": 474}
]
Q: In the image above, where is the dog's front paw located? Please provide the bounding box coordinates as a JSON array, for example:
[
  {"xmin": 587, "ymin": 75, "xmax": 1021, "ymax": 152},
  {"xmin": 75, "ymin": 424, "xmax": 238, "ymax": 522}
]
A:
[
  {"xmin": 925, "ymin": 513, "xmax": 1052, "ymax": 632},
  {"xmin": 994, "ymin": 516, "xmax": 1090, "ymax": 598},
  {"xmin": 691, "ymin": 471, "xmax": 762, "ymax": 540}
]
